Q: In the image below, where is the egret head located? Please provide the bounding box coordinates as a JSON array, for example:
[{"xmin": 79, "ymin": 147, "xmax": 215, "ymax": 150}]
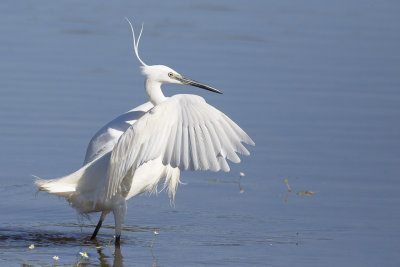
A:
[
  {"xmin": 140, "ymin": 65, "xmax": 222, "ymax": 94},
  {"xmin": 126, "ymin": 18, "xmax": 222, "ymax": 94}
]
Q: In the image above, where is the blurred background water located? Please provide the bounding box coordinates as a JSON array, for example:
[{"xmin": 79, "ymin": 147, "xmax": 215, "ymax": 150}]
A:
[{"xmin": 0, "ymin": 0, "xmax": 399, "ymax": 266}]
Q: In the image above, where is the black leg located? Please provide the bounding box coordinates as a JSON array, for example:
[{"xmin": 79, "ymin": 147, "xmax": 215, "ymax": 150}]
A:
[
  {"xmin": 90, "ymin": 211, "xmax": 108, "ymax": 240},
  {"xmin": 115, "ymin": 235, "xmax": 121, "ymax": 247},
  {"xmin": 90, "ymin": 218, "xmax": 103, "ymax": 240}
]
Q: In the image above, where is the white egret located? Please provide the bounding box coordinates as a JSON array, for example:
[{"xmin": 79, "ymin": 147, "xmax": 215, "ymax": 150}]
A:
[{"xmin": 35, "ymin": 19, "xmax": 255, "ymax": 246}]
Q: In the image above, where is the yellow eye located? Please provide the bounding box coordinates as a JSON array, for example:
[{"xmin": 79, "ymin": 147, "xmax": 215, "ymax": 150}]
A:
[{"xmin": 168, "ymin": 72, "xmax": 173, "ymax": 77}]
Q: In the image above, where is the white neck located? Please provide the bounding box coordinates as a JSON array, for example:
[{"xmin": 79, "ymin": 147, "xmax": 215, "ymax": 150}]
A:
[{"xmin": 145, "ymin": 79, "xmax": 167, "ymax": 105}]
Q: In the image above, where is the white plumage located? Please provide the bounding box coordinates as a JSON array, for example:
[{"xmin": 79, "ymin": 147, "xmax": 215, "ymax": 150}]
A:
[
  {"xmin": 35, "ymin": 19, "xmax": 254, "ymax": 246},
  {"xmin": 107, "ymin": 94, "xmax": 254, "ymax": 200}
]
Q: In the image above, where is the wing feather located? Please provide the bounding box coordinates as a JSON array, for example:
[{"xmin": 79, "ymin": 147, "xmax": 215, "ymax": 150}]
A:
[
  {"xmin": 172, "ymin": 121, "xmax": 182, "ymax": 168},
  {"xmin": 211, "ymin": 120, "xmax": 240, "ymax": 163},
  {"xmin": 200, "ymin": 123, "xmax": 219, "ymax": 171},
  {"xmin": 219, "ymin": 118, "xmax": 250, "ymax": 156},
  {"xmin": 181, "ymin": 126, "xmax": 189, "ymax": 169},
  {"xmin": 224, "ymin": 114, "xmax": 255, "ymax": 146},
  {"xmin": 205, "ymin": 121, "xmax": 222, "ymax": 156},
  {"xmin": 204, "ymin": 121, "xmax": 230, "ymax": 171},
  {"xmin": 188, "ymin": 126, "xmax": 199, "ymax": 170},
  {"xmin": 107, "ymin": 94, "xmax": 254, "ymax": 199},
  {"xmin": 195, "ymin": 124, "xmax": 208, "ymax": 170},
  {"xmin": 162, "ymin": 123, "xmax": 177, "ymax": 164}
]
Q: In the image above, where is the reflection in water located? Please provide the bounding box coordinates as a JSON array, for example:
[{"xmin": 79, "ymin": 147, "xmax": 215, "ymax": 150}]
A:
[
  {"xmin": 149, "ymin": 231, "xmax": 159, "ymax": 267},
  {"xmin": 0, "ymin": 223, "xmax": 161, "ymax": 266},
  {"xmin": 113, "ymin": 247, "xmax": 124, "ymax": 267},
  {"xmin": 151, "ymin": 247, "xmax": 158, "ymax": 267},
  {"xmin": 94, "ymin": 244, "xmax": 124, "ymax": 267},
  {"xmin": 0, "ymin": 227, "xmax": 127, "ymax": 266},
  {"xmin": 205, "ymin": 173, "xmax": 246, "ymax": 194},
  {"xmin": 284, "ymin": 179, "xmax": 292, "ymax": 204},
  {"xmin": 94, "ymin": 240, "xmax": 111, "ymax": 267},
  {"xmin": 284, "ymin": 191, "xmax": 291, "ymax": 204},
  {"xmin": 96, "ymin": 241, "xmax": 156, "ymax": 267}
]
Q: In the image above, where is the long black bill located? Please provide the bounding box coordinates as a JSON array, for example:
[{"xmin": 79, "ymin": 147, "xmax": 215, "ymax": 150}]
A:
[{"xmin": 176, "ymin": 76, "xmax": 223, "ymax": 94}]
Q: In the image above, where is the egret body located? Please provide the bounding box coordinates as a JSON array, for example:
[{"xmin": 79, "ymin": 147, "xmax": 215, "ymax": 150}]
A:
[{"xmin": 35, "ymin": 19, "xmax": 254, "ymax": 246}]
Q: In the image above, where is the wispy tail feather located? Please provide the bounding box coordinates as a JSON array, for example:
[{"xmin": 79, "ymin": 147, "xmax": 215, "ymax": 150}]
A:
[{"xmin": 33, "ymin": 174, "xmax": 78, "ymax": 198}]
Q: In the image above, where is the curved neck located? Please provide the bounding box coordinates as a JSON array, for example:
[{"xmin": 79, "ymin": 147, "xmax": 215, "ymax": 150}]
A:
[{"xmin": 145, "ymin": 79, "xmax": 167, "ymax": 106}]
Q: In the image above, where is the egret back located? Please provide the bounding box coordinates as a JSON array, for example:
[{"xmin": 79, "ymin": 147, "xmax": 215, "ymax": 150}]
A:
[{"xmin": 84, "ymin": 102, "xmax": 153, "ymax": 164}]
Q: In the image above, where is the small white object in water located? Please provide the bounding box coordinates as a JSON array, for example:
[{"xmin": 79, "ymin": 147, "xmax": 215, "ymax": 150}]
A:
[{"xmin": 79, "ymin": 252, "xmax": 88, "ymax": 258}]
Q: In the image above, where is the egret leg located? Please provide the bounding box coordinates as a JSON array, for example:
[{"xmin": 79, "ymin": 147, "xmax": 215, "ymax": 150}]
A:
[
  {"xmin": 113, "ymin": 196, "xmax": 127, "ymax": 247},
  {"xmin": 91, "ymin": 211, "xmax": 109, "ymax": 240},
  {"xmin": 115, "ymin": 235, "xmax": 121, "ymax": 248}
]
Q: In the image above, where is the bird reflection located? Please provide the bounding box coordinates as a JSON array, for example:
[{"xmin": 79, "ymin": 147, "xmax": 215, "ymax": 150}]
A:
[
  {"xmin": 94, "ymin": 243, "xmax": 124, "ymax": 267},
  {"xmin": 113, "ymin": 247, "xmax": 124, "ymax": 267},
  {"xmin": 93, "ymin": 241, "xmax": 159, "ymax": 267}
]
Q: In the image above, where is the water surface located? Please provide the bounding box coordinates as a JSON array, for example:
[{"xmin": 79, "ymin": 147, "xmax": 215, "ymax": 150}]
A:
[{"xmin": 0, "ymin": 0, "xmax": 399, "ymax": 266}]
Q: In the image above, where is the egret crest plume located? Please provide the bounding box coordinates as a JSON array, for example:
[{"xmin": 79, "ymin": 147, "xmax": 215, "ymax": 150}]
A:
[{"xmin": 125, "ymin": 17, "xmax": 147, "ymax": 66}]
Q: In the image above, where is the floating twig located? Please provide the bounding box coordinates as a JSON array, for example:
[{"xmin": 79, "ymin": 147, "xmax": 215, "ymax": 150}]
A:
[
  {"xmin": 238, "ymin": 172, "xmax": 245, "ymax": 193},
  {"xmin": 284, "ymin": 179, "xmax": 291, "ymax": 192},
  {"xmin": 297, "ymin": 191, "xmax": 314, "ymax": 196}
]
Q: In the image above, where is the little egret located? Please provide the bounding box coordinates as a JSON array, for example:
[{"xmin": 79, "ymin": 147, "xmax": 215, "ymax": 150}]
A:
[{"xmin": 35, "ymin": 19, "xmax": 255, "ymax": 246}]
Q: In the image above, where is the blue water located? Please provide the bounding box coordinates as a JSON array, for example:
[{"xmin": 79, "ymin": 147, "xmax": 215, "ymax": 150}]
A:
[{"xmin": 0, "ymin": 0, "xmax": 399, "ymax": 266}]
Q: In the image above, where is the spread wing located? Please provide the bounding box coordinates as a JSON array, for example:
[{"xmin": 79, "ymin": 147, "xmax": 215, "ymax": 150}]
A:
[{"xmin": 106, "ymin": 94, "xmax": 255, "ymax": 199}]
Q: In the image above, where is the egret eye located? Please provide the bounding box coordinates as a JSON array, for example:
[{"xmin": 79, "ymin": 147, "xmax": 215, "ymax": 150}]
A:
[{"xmin": 168, "ymin": 72, "xmax": 173, "ymax": 78}]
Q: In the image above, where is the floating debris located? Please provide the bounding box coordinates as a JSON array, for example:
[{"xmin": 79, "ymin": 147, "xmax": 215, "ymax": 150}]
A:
[
  {"xmin": 52, "ymin": 256, "xmax": 59, "ymax": 266},
  {"xmin": 238, "ymin": 172, "xmax": 245, "ymax": 193},
  {"xmin": 206, "ymin": 178, "xmax": 235, "ymax": 184},
  {"xmin": 107, "ymin": 235, "xmax": 116, "ymax": 246},
  {"xmin": 283, "ymin": 179, "xmax": 314, "ymax": 203},
  {"xmin": 79, "ymin": 252, "xmax": 88, "ymax": 258},
  {"xmin": 284, "ymin": 179, "xmax": 292, "ymax": 192},
  {"xmin": 297, "ymin": 191, "xmax": 314, "ymax": 196},
  {"xmin": 76, "ymin": 251, "xmax": 89, "ymax": 266}
]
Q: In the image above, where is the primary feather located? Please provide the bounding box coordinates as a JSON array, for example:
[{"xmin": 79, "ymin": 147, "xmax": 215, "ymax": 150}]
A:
[{"xmin": 106, "ymin": 94, "xmax": 254, "ymax": 199}]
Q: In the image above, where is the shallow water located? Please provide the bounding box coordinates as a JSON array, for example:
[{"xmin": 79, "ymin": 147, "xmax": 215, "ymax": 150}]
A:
[{"xmin": 0, "ymin": 0, "xmax": 400, "ymax": 266}]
